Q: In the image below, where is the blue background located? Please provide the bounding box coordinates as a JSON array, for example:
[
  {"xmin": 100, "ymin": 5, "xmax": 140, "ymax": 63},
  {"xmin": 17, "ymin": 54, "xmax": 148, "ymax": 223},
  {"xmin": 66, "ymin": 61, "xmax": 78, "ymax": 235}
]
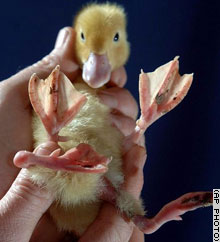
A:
[{"xmin": 0, "ymin": 0, "xmax": 219, "ymax": 241}]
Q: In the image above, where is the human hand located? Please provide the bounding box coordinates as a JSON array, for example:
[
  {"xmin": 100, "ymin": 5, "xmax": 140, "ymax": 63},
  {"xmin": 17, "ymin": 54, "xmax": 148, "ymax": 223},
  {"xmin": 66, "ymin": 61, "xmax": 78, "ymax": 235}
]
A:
[
  {"xmin": 0, "ymin": 26, "xmax": 143, "ymax": 241},
  {"xmin": 0, "ymin": 147, "xmax": 55, "ymax": 242},
  {"xmin": 0, "ymin": 27, "xmax": 80, "ymax": 242},
  {"xmin": 0, "ymin": 27, "xmax": 80, "ymax": 203}
]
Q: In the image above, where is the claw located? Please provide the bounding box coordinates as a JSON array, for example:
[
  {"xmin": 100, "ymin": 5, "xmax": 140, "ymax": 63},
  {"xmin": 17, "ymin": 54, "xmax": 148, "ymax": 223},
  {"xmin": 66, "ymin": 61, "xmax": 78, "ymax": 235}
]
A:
[
  {"xmin": 124, "ymin": 57, "xmax": 193, "ymax": 148},
  {"xmin": 29, "ymin": 65, "xmax": 87, "ymax": 142},
  {"xmin": 132, "ymin": 191, "xmax": 213, "ymax": 234}
]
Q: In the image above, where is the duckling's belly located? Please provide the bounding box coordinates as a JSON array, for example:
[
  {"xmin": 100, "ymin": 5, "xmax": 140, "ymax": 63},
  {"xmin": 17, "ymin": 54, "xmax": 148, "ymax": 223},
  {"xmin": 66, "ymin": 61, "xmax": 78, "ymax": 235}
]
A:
[
  {"xmin": 29, "ymin": 83, "xmax": 124, "ymax": 234},
  {"xmin": 50, "ymin": 201, "xmax": 101, "ymax": 236}
]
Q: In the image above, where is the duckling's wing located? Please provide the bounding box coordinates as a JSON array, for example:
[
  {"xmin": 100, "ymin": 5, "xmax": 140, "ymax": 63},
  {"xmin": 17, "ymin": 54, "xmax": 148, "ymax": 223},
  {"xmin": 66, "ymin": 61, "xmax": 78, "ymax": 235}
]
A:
[{"xmin": 29, "ymin": 65, "xmax": 87, "ymax": 142}]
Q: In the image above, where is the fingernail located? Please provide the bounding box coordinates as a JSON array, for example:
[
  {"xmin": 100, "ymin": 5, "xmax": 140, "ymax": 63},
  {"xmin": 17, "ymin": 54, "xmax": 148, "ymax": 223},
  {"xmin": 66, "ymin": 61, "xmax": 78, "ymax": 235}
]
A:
[
  {"xmin": 54, "ymin": 28, "xmax": 70, "ymax": 49},
  {"xmin": 98, "ymin": 91, "xmax": 118, "ymax": 109}
]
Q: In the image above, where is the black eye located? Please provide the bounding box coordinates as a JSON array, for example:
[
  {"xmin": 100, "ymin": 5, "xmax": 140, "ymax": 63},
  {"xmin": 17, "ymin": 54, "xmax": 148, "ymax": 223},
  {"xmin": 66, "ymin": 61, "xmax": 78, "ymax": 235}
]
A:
[
  {"xmin": 113, "ymin": 32, "xmax": 119, "ymax": 42},
  {"xmin": 81, "ymin": 32, "xmax": 85, "ymax": 41}
]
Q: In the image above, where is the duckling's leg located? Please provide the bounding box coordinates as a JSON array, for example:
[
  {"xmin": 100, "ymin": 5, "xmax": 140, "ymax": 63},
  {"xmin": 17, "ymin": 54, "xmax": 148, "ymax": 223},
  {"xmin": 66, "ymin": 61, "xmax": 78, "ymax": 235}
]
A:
[
  {"xmin": 14, "ymin": 66, "xmax": 110, "ymax": 173},
  {"xmin": 119, "ymin": 58, "xmax": 213, "ymax": 233},
  {"xmin": 14, "ymin": 143, "xmax": 110, "ymax": 173},
  {"xmin": 132, "ymin": 191, "xmax": 213, "ymax": 234},
  {"xmin": 100, "ymin": 181, "xmax": 212, "ymax": 234},
  {"xmin": 123, "ymin": 57, "xmax": 193, "ymax": 150}
]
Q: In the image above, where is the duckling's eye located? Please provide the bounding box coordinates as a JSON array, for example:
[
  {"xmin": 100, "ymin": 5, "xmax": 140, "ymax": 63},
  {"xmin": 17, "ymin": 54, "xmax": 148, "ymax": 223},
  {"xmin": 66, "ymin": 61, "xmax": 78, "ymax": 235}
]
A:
[
  {"xmin": 113, "ymin": 32, "xmax": 119, "ymax": 42},
  {"xmin": 81, "ymin": 32, "xmax": 85, "ymax": 41}
]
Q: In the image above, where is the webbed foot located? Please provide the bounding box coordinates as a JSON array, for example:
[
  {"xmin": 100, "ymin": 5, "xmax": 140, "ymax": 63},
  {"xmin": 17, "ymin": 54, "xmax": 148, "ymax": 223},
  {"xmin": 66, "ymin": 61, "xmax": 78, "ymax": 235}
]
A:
[
  {"xmin": 29, "ymin": 65, "xmax": 87, "ymax": 142},
  {"xmin": 124, "ymin": 57, "xmax": 193, "ymax": 149},
  {"xmin": 14, "ymin": 142, "xmax": 110, "ymax": 173},
  {"xmin": 132, "ymin": 191, "xmax": 212, "ymax": 234}
]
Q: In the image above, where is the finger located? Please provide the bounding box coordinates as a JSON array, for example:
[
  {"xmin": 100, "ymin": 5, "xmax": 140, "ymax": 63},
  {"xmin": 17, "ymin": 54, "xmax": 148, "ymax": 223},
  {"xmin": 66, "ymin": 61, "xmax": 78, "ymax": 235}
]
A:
[
  {"xmin": 122, "ymin": 145, "xmax": 146, "ymax": 199},
  {"xmin": 42, "ymin": 27, "xmax": 80, "ymax": 80},
  {"xmin": 5, "ymin": 27, "xmax": 79, "ymax": 90},
  {"xmin": 0, "ymin": 169, "xmax": 54, "ymax": 242},
  {"xmin": 30, "ymin": 213, "xmax": 66, "ymax": 242},
  {"xmin": 108, "ymin": 66, "xmax": 127, "ymax": 87},
  {"xmin": 79, "ymin": 203, "xmax": 133, "ymax": 242},
  {"xmin": 22, "ymin": 143, "xmax": 65, "ymax": 242},
  {"xmin": 129, "ymin": 227, "xmax": 145, "ymax": 242},
  {"xmin": 98, "ymin": 87, "xmax": 138, "ymax": 119},
  {"xmin": 110, "ymin": 113, "xmax": 136, "ymax": 136}
]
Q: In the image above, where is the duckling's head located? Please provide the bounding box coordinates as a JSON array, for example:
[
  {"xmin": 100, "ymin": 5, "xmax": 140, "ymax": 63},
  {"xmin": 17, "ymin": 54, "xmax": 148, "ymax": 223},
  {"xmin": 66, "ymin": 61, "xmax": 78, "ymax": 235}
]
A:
[{"xmin": 73, "ymin": 3, "xmax": 130, "ymax": 88}]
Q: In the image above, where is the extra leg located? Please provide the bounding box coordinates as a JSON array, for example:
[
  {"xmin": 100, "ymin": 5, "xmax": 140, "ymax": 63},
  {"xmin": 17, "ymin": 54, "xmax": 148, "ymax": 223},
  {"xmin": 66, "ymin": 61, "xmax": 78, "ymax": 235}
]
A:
[
  {"xmin": 14, "ymin": 66, "xmax": 110, "ymax": 174},
  {"xmin": 29, "ymin": 65, "xmax": 87, "ymax": 142},
  {"xmin": 121, "ymin": 57, "xmax": 213, "ymax": 233},
  {"xmin": 14, "ymin": 142, "xmax": 110, "ymax": 173},
  {"xmin": 124, "ymin": 57, "xmax": 193, "ymax": 150}
]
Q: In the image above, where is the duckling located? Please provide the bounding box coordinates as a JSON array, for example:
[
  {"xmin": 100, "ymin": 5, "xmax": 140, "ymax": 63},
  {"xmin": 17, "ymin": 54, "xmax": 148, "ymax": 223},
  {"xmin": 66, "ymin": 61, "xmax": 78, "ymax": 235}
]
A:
[
  {"xmin": 14, "ymin": 2, "xmax": 212, "ymax": 238},
  {"xmin": 73, "ymin": 2, "xmax": 129, "ymax": 88}
]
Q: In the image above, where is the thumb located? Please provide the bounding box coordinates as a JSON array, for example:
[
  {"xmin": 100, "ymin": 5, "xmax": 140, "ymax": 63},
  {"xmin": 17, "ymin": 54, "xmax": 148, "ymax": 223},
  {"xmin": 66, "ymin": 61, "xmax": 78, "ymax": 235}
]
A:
[
  {"xmin": 34, "ymin": 27, "xmax": 80, "ymax": 80},
  {"xmin": 5, "ymin": 27, "xmax": 79, "ymax": 90},
  {"xmin": 0, "ymin": 169, "xmax": 53, "ymax": 242}
]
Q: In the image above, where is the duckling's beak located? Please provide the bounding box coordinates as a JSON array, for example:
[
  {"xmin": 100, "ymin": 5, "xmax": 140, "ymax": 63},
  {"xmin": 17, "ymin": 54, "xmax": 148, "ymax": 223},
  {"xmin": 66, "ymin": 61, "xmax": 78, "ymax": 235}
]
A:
[{"xmin": 82, "ymin": 52, "xmax": 111, "ymax": 88}]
